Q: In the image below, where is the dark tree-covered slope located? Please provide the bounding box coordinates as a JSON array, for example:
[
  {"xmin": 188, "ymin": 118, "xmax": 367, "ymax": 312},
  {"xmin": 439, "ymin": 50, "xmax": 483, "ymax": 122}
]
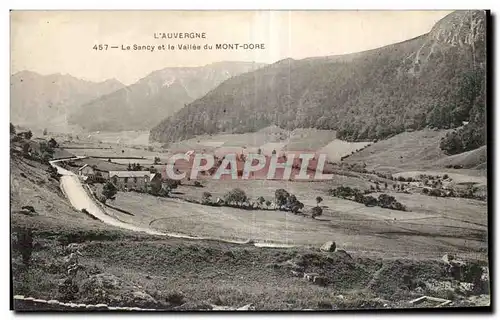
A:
[{"xmin": 150, "ymin": 10, "xmax": 486, "ymax": 153}]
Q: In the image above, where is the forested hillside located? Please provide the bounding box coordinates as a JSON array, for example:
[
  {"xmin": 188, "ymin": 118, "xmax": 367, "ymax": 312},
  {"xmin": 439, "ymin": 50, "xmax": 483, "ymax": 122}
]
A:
[{"xmin": 150, "ymin": 11, "xmax": 486, "ymax": 155}]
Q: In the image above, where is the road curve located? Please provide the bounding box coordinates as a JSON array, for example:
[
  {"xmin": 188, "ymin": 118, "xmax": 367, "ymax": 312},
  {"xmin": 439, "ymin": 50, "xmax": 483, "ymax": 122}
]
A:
[
  {"xmin": 49, "ymin": 158, "xmax": 296, "ymax": 248},
  {"xmin": 50, "ymin": 159, "xmax": 166, "ymax": 236}
]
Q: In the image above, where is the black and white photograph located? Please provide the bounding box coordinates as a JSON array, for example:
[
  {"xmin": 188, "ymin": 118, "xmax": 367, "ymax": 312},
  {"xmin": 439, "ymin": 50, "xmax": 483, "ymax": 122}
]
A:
[{"xmin": 8, "ymin": 9, "xmax": 490, "ymax": 312}]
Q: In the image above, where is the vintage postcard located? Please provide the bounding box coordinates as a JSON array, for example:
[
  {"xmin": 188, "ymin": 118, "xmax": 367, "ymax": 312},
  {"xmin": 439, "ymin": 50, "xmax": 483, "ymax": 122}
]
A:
[{"xmin": 10, "ymin": 10, "xmax": 489, "ymax": 311}]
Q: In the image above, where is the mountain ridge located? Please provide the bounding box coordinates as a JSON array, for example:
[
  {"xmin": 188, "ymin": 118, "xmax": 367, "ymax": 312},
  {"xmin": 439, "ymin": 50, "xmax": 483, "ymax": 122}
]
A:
[
  {"xmin": 149, "ymin": 10, "xmax": 486, "ymax": 156},
  {"xmin": 10, "ymin": 71, "xmax": 125, "ymax": 131},
  {"xmin": 67, "ymin": 61, "xmax": 266, "ymax": 132}
]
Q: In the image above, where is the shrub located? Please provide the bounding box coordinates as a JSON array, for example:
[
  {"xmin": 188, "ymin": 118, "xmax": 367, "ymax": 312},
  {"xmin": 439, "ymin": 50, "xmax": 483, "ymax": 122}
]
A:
[
  {"xmin": 275, "ymin": 189, "xmax": 290, "ymax": 209},
  {"xmin": 224, "ymin": 188, "xmax": 248, "ymax": 206},
  {"xmin": 315, "ymin": 196, "xmax": 323, "ymax": 206},
  {"xmin": 363, "ymin": 195, "xmax": 378, "ymax": 207},
  {"xmin": 14, "ymin": 229, "xmax": 34, "ymax": 267},
  {"xmin": 257, "ymin": 196, "xmax": 265, "ymax": 207},
  {"xmin": 202, "ymin": 192, "xmax": 212, "ymax": 204},
  {"xmin": 101, "ymin": 182, "xmax": 117, "ymax": 203},
  {"xmin": 378, "ymin": 194, "xmax": 407, "ymax": 211},
  {"xmin": 311, "ymin": 206, "xmax": 323, "ymax": 218},
  {"xmin": 164, "ymin": 179, "xmax": 180, "ymax": 190},
  {"xmin": 428, "ymin": 188, "xmax": 443, "ymax": 197}
]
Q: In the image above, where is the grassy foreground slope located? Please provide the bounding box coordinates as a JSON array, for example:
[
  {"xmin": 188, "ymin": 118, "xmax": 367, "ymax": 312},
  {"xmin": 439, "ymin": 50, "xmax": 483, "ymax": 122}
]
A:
[{"xmin": 11, "ymin": 151, "xmax": 490, "ymax": 310}]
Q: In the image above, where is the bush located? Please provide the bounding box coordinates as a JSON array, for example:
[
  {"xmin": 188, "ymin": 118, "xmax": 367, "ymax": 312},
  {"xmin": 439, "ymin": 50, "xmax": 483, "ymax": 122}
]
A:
[
  {"xmin": 101, "ymin": 182, "xmax": 117, "ymax": 203},
  {"xmin": 428, "ymin": 188, "xmax": 443, "ymax": 197},
  {"xmin": 224, "ymin": 188, "xmax": 248, "ymax": 206},
  {"xmin": 378, "ymin": 194, "xmax": 407, "ymax": 211},
  {"xmin": 363, "ymin": 195, "xmax": 378, "ymax": 207},
  {"xmin": 202, "ymin": 192, "xmax": 212, "ymax": 204},
  {"xmin": 275, "ymin": 189, "xmax": 290, "ymax": 209},
  {"xmin": 14, "ymin": 229, "xmax": 34, "ymax": 267},
  {"xmin": 164, "ymin": 179, "xmax": 180, "ymax": 190},
  {"xmin": 311, "ymin": 206, "xmax": 323, "ymax": 218}
]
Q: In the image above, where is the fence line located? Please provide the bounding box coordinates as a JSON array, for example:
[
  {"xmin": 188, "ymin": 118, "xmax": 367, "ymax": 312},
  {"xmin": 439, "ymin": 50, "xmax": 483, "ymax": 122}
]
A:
[{"xmin": 13, "ymin": 295, "xmax": 163, "ymax": 311}]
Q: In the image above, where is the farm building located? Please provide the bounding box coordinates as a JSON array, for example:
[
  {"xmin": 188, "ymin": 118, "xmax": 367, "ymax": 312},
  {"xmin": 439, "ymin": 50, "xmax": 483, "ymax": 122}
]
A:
[{"xmin": 109, "ymin": 171, "xmax": 151, "ymax": 191}]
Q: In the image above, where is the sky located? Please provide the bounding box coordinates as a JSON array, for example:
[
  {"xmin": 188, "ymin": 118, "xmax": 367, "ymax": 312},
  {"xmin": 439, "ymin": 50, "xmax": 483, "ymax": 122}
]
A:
[{"xmin": 11, "ymin": 10, "xmax": 452, "ymax": 85}]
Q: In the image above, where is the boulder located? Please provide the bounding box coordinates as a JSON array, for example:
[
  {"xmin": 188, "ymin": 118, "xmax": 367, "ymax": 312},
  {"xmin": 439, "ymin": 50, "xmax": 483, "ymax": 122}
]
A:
[
  {"xmin": 320, "ymin": 241, "xmax": 336, "ymax": 252},
  {"xmin": 290, "ymin": 270, "xmax": 303, "ymax": 277},
  {"xmin": 304, "ymin": 272, "xmax": 320, "ymax": 282}
]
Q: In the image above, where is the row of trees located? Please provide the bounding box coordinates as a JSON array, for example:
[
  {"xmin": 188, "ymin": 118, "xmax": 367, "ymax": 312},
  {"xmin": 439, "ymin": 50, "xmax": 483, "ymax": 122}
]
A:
[
  {"xmin": 200, "ymin": 188, "xmax": 326, "ymax": 218},
  {"xmin": 330, "ymin": 186, "xmax": 407, "ymax": 211}
]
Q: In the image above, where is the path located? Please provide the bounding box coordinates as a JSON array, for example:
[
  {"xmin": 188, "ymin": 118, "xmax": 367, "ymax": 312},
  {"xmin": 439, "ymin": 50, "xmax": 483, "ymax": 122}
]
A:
[{"xmin": 50, "ymin": 158, "xmax": 165, "ymax": 236}]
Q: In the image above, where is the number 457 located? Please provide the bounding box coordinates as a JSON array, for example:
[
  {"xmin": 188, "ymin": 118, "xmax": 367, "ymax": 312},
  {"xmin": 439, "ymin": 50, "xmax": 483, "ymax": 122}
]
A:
[{"xmin": 93, "ymin": 44, "xmax": 108, "ymax": 50}]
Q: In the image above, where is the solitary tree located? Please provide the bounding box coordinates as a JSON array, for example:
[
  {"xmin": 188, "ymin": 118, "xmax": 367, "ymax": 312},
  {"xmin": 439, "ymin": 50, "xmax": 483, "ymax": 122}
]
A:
[
  {"xmin": 43, "ymin": 128, "xmax": 48, "ymax": 136},
  {"xmin": 101, "ymin": 182, "xmax": 118, "ymax": 204},
  {"xmin": 315, "ymin": 196, "xmax": 323, "ymax": 207},
  {"xmin": 48, "ymin": 138, "xmax": 59, "ymax": 148},
  {"xmin": 257, "ymin": 196, "xmax": 265, "ymax": 208},
  {"xmin": 154, "ymin": 157, "xmax": 161, "ymax": 165},
  {"xmin": 10, "ymin": 123, "xmax": 16, "ymax": 135},
  {"xmin": 224, "ymin": 188, "xmax": 247, "ymax": 207},
  {"xmin": 275, "ymin": 189, "xmax": 290, "ymax": 210}
]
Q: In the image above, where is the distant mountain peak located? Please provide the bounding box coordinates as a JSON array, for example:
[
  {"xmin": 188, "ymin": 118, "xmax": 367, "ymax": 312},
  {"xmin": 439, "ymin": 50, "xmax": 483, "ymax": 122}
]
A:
[
  {"xmin": 430, "ymin": 10, "xmax": 486, "ymax": 46},
  {"xmin": 150, "ymin": 11, "xmax": 486, "ymax": 145},
  {"xmin": 67, "ymin": 61, "xmax": 266, "ymax": 132}
]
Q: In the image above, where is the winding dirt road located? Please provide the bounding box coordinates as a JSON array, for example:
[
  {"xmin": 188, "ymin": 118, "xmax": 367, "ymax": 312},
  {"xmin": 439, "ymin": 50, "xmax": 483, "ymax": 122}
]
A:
[
  {"xmin": 49, "ymin": 158, "xmax": 295, "ymax": 248},
  {"xmin": 50, "ymin": 158, "xmax": 165, "ymax": 236}
]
